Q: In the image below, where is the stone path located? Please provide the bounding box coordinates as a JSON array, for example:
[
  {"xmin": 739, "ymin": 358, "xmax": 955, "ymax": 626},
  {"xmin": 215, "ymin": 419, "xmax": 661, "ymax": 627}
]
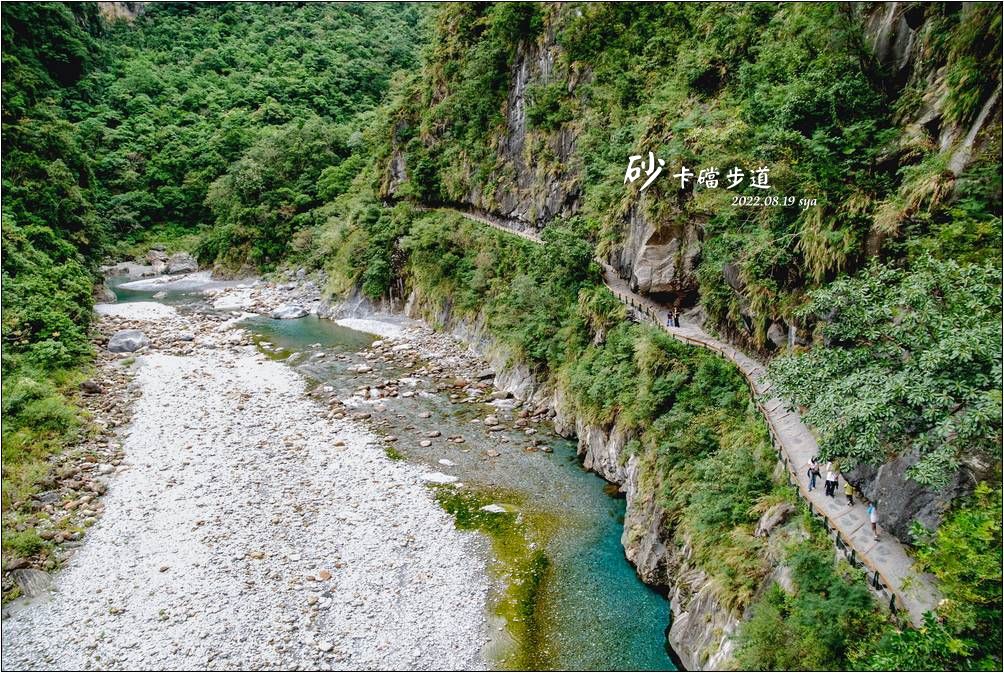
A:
[{"xmin": 444, "ymin": 206, "xmax": 942, "ymax": 626}]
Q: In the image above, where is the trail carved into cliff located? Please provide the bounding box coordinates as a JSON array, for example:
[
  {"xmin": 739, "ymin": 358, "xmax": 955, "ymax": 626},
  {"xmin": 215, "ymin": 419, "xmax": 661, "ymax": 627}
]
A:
[{"xmin": 437, "ymin": 204, "xmax": 942, "ymax": 626}]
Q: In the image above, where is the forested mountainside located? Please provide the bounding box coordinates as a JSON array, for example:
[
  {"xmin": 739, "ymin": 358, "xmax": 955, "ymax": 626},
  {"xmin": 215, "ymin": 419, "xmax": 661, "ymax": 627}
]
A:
[
  {"xmin": 2, "ymin": 3, "xmax": 1001, "ymax": 671},
  {"xmin": 2, "ymin": 0, "xmax": 428, "ymax": 577}
]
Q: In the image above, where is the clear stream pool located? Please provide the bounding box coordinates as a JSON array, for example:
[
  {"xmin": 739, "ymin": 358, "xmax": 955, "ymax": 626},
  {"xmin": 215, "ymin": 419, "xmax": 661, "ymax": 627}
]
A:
[{"xmin": 107, "ymin": 278, "xmax": 677, "ymax": 671}]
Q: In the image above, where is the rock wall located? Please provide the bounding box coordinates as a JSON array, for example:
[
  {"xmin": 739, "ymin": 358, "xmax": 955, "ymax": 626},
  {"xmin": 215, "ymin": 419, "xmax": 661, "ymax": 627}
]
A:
[
  {"xmin": 847, "ymin": 443, "xmax": 996, "ymax": 542},
  {"xmin": 613, "ymin": 203, "xmax": 702, "ymax": 304},
  {"xmin": 97, "ymin": 2, "xmax": 145, "ymax": 22},
  {"xmin": 865, "ymin": 2, "xmax": 1001, "ymax": 176},
  {"xmin": 384, "ymin": 9, "xmax": 583, "ymax": 228},
  {"xmin": 550, "ymin": 405, "xmax": 742, "ymax": 671}
]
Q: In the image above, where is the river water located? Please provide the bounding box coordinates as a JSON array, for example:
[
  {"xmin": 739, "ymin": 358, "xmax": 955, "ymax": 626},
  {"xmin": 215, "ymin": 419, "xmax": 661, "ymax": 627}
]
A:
[{"xmin": 108, "ymin": 277, "xmax": 676, "ymax": 671}]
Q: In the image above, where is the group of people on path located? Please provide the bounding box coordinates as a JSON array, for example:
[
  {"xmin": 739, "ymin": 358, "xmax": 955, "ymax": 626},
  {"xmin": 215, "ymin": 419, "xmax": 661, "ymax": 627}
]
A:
[
  {"xmin": 807, "ymin": 457, "xmax": 880, "ymax": 541},
  {"xmin": 658, "ymin": 303, "xmax": 883, "ymax": 544}
]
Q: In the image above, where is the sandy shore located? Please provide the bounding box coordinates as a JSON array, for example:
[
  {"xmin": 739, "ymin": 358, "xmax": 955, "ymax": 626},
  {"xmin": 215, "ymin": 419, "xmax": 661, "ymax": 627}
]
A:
[{"xmin": 1, "ymin": 302, "xmax": 488, "ymax": 670}]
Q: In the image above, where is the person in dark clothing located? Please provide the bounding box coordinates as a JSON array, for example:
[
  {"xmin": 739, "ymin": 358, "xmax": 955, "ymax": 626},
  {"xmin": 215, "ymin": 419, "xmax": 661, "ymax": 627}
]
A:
[
  {"xmin": 667, "ymin": 312, "xmax": 673, "ymax": 328},
  {"xmin": 672, "ymin": 308, "xmax": 680, "ymax": 327},
  {"xmin": 824, "ymin": 465, "xmax": 838, "ymax": 497}
]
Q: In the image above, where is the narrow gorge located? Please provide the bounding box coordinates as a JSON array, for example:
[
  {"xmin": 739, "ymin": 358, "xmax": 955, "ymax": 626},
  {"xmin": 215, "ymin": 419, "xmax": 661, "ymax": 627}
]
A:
[{"xmin": 2, "ymin": 3, "xmax": 1001, "ymax": 671}]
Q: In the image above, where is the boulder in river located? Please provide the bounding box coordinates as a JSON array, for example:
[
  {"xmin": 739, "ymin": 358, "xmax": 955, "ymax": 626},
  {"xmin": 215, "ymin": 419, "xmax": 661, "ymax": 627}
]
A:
[
  {"xmin": 146, "ymin": 249, "xmax": 168, "ymax": 265},
  {"xmin": 107, "ymin": 330, "xmax": 149, "ymax": 353},
  {"xmin": 271, "ymin": 305, "xmax": 308, "ymax": 320},
  {"xmin": 166, "ymin": 252, "xmax": 198, "ymax": 274}
]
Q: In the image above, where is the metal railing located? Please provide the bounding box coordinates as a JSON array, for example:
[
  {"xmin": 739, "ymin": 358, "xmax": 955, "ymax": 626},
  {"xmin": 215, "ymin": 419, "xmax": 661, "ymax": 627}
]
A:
[
  {"xmin": 449, "ymin": 206, "xmax": 919, "ymax": 621},
  {"xmin": 607, "ymin": 285, "xmax": 908, "ymax": 616}
]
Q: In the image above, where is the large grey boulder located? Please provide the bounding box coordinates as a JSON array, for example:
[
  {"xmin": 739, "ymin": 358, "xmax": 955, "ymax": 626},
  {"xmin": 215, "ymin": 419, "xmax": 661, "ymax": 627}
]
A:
[
  {"xmin": 10, "ymin": 569, "xmax": 51, "ymax": 598},
  {"xmin": 107, "ymin": 330, "xmax": 149, "ymax": 353},
  {"xmin": 270, "ymin": 305, "xmax": 308, "ymax": 320},
  {"xmin": 847, "ymin": 446, "xmax": 985, "ymax": 542},
  {"xmin": 146, "ymin": 249, "xmax": 169, "ymax": 275},
  {"xmin": 145, "ymin": 249, "xmax": 168, "ymax": 264},
  {"xmin": 166, "ymin": 252, "xmax": 198, "ymax": 274},
  {"xmin": 754, "ymin": 502, "xmax": 796, "ymax": 538}
]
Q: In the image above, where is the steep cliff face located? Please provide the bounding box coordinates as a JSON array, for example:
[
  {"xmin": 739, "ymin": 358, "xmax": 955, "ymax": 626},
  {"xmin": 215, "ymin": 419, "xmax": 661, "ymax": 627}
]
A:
[
  {"xmin": 485, "ymin": 28, "xmax": 583, "ymax": 225},
  {"xmin": 615, "ymin": 203, "xmax": 702, "ymax": 304},
  {"xmin": 386, "ymin": 2, "xmax": 999, "ymax": 352},
  {"xmin": 865, "ymin": 2, "xmax": 1001, "ymax": 177},
  {"xmin": 383, "ymin": 7, "xmax": 583, "ymax": 228},
  {"xmin": 96, "ymin": 2, "xmax": 145, "ymax": 23}
]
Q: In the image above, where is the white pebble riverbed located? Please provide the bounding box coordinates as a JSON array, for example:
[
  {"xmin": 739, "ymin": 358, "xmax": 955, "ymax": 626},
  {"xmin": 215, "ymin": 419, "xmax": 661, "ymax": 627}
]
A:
[{"xmin": 1, "ymin": 303, "xmax": 489, "ymax": 670}]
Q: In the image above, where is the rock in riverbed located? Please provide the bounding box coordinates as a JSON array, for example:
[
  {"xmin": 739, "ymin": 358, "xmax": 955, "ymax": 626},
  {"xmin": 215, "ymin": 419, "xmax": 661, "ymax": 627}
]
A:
[
  {"xmin": 421, "ymin": 472, "xmax": 457, "ymax": 484},
  {"xmin": 107, "ymin": 329, "xmax": 149, "ymax": 353},
  {"xmin": 166, "ymin": 252, "xmax": 198, "ymax": 274},
  {"xmin": 270, "ymin": 304, "xmax": 309, "ymax": 320}
]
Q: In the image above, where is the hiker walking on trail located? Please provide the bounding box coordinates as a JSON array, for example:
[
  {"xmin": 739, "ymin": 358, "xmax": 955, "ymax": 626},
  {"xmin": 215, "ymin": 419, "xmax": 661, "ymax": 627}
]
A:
[
  {"xmin": 868, "ymin": 502, "xmax": 879, "ymax": 540},
  {"xmin": 844, "ymin": 481, "xmax": 854, "ymax": 506},
  {"xmin": 824, "ymin": 466, "xmax": 838, "ymax": 497},
  {"xmin": 807, "ymin": 457, "xmax": 821, "ymax": 491},
  {"xmin": 667, "ymin": 312, "xmax": 673, "ymax": 328},
  {"xmin": 672, "ymin": 308, "xmax": 680, "ymax": 327}
]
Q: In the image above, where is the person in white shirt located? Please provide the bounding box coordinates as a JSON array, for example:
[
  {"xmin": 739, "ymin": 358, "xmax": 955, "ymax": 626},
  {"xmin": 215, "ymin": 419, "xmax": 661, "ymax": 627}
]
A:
[
  {"xmin": 867, "ymin": 502, "xmax": 879, "ymax": 541},
  {"xmin": 824, "ymin": 469, "xmax": 838, "ymax": 497}
]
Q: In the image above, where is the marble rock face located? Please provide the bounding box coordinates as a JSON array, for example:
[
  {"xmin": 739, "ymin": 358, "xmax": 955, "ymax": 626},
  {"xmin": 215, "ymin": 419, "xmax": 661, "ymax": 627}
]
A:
[{"xmin": 617, "ymin": 205, "xmax": 701, "ymax": 297}]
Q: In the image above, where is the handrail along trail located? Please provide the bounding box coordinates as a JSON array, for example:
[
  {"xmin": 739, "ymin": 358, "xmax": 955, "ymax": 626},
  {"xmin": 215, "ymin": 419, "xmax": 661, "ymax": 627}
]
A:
[{"xmin": 431, "ymin": 204, "xmax": 941, "ymax": 626}]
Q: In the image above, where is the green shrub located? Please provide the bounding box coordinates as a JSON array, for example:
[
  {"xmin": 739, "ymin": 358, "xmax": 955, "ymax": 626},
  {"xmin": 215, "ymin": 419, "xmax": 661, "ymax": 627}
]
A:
[
  {"xmin": 735, "ymin": 536, "xmax": 887, "ymax": 670},
  {"xmin": 768, "ymin": 257, "xmax": 1003, "ymax": 484},
  {"xmin": 856, "ymin": 484, "xmax": 1003, "ymax": 670},
  {"xmin": 2, "ymin": 530, "xmax": 48, "ymax": 559}
]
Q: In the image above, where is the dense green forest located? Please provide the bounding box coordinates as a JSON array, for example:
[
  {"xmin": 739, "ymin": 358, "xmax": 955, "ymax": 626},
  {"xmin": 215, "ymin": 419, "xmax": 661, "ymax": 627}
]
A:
[
  {"xmin": 2, "ymin": 1, "xmax": 428, "ymax": 560},
  {"xmin": 1, "ymin": 2, "xmax": 1001, "ymax": 670}
]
